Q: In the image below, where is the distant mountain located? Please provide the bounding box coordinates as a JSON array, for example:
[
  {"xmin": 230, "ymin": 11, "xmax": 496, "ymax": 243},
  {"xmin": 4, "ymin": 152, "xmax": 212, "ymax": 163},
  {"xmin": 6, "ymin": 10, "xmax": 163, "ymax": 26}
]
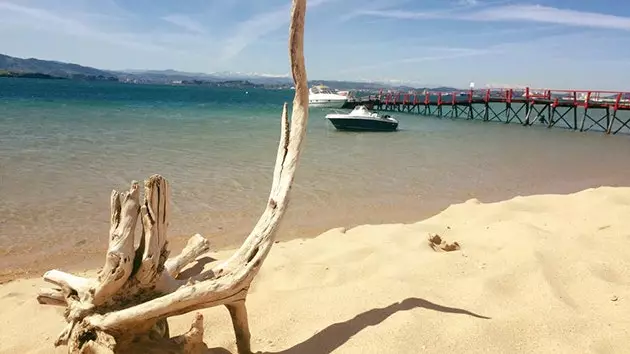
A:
[
  {"xmin": 123, "ymin": 69, "xmax": 213, "ymax": 77},
  {"xmin": 119, "ymin": 69, "xmax": 293, "ymax": 85},
  {"xmin": 118, "ymin": 69, "xmax": 458, "ymax": 90},
  {"xmin": 0, "ymin": 53, "xmax": 118, "ymax": 81},
  {"xmin": 124, "ymin": 71, "xmax": 451, "ymax": 91},
  {"xmin": 0, "ymin": 53, "xmax": 460, "ymax": 91}
]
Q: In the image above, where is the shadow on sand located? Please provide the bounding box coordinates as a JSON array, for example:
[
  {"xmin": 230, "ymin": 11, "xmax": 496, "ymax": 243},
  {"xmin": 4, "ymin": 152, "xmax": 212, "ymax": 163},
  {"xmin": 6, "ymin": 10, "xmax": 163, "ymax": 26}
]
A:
[
  {"xmin": 177, "ymin": 256, "xmax": 217, "ymax": 279},
  {"xmin": 259, "ymin": 297, "xmax": 489, "ymax": 354},
  {"xmin": 203, "ymin": 297, "xmax": 489, "ymax": 354}
]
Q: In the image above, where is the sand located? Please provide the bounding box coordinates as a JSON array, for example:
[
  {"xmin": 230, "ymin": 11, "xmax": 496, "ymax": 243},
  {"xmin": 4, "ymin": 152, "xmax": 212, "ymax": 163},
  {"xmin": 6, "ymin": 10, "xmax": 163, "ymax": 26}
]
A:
[{"xmin": 1, "ymin": 186, "xmax": 629, "ymax": 354}]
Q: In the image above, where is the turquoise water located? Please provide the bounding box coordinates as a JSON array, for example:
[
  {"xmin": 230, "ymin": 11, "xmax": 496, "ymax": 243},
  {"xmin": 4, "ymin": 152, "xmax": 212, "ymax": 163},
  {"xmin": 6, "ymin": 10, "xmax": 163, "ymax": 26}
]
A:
[{"xmin": 1, "ymin": 78, "xmax": 630, "ymax": 279}]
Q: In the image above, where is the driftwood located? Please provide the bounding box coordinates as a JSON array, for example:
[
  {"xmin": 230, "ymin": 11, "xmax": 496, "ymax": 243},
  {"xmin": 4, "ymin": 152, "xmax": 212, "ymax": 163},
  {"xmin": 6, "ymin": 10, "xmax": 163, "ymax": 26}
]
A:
[{"xmin": 36, "ymin": 0, "xmax": 309, "ymax": 352}]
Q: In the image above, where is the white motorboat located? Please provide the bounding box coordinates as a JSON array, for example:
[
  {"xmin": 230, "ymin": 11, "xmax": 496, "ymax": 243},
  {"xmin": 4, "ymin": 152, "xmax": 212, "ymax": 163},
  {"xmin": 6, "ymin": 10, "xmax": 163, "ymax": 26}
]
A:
[
  {"xmin": 325, "ymin": 105, "xmax": 399, "ymax": 132},
  {"xmin": 308, "ymin": 85, "xmax": 348, "ymax": 108}
]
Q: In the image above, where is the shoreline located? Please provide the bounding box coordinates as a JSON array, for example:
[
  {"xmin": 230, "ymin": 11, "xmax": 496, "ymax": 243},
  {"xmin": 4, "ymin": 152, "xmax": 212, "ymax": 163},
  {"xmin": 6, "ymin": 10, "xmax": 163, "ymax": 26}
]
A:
[
  {"xmin": 2, "ymin": 186, "xmax": 629, "ymax": 353},
  {"xmin": 2, "ymin": 181, "xmax": 628, "ymax": 285}
]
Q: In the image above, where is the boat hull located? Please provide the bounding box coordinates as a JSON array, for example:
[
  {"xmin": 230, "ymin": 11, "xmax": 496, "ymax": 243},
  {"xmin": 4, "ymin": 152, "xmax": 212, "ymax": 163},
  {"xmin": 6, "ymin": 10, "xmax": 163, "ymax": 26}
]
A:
[
  {"xmin": 327, "ymin": 117, "xmax": 398, "ymax": 132},
  {"xmin": 309, "ymin": 99, "xmax": 347, "ymax": 108}
]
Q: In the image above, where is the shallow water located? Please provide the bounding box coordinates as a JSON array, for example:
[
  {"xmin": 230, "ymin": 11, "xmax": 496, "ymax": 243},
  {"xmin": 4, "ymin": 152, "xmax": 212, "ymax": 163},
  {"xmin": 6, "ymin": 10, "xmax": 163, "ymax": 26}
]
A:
[{"xmin": 1, "ymin": 78, "xmax": 630, "ymax": 280}]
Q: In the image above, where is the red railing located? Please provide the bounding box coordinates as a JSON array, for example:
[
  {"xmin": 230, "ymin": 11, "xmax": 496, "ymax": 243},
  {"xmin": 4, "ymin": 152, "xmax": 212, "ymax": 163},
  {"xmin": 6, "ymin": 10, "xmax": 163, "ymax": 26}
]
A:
[{"xmin": 372, "ymin": 87, "xmax": 630, "ymax": 111}]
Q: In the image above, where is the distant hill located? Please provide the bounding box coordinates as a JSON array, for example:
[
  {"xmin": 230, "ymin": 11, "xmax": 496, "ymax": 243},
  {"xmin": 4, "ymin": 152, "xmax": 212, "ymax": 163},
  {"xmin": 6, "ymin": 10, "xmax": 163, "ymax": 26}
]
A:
[
  {"xmin": 0, "ymin": 53, "xmax": 118, "ymax": 81},
  {"xmin": 0, "ymin": 70, "xmax": 65, "ymax": 80},
  {"xmin": 123, "ymin": 71, "xmax": 458, "ymax": 92},
  {"xmin": 0, "ymin": 53, "xmax": 460, "ymax": 91}
]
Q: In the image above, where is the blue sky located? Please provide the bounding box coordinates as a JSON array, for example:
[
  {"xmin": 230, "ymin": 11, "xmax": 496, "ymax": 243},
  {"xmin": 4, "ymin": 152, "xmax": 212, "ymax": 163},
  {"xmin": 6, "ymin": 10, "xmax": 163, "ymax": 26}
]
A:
[{"xmin": 1, "ymin": 0, "xmax": 629, "ymax": 89}]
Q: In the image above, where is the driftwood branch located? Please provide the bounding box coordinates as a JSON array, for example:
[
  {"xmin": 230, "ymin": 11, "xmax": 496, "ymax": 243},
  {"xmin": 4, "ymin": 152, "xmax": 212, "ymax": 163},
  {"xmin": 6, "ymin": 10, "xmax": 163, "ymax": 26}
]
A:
[
  {"xmin": 94, "ymin": 182, "xmax": 141, "ymax": 304},
  {"xmin": 36, "ymin": 0, "xmax": 309, "ymax": 352},
  {"xmin": 135, "ymin": 176, "xmax": 170, "ymax": 286},
  {"xmin": 164, "ymin": 234, "xmax": 211, "ymax": 278},
  {"xmin": 37, "ymin": 287, "xmax": 66, "ymax": 306}
]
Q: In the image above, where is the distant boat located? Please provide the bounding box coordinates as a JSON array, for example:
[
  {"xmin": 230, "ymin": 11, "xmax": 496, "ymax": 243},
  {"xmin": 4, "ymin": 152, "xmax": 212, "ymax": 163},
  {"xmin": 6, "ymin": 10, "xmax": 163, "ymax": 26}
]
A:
[
  {"xmin": 308, "ymin": 85, "xmax": 347, "ymax": 108},
  {"xmin": 325, "ymin": 105, "xmax": 399, "ymax": 132}
]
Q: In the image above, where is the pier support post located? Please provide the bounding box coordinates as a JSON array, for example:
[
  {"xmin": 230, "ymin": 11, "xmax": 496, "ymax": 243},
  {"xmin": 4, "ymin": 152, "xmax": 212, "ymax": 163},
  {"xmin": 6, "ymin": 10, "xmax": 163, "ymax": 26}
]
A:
[
  {"xmin": 505, "ymin": 103, "xmax": 511, "ymax": 123},
  {"xmin": 580, "ymin": 108, "xmax": 588, "ymax": 132},
  {"xmin": 607, "ymin": 109, "xmax": 617, "ymax": 134},
  {"xmin": 548, "ymin": 106, "xmax": 555, "ymax": 128},
  {"xmin": 483, "ymin": 102, "xmax": 489, "ymax": 121},
  {"xmin": 524, "ymin": 102, "xmax": 532, "ymax": 126}
]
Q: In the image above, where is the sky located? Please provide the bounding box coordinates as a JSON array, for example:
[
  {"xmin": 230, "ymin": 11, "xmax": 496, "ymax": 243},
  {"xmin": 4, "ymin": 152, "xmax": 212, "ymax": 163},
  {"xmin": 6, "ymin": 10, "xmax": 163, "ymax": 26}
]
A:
[{"xmin": 1, "ymin": 0, "xmax": 630, "ymax": 89}]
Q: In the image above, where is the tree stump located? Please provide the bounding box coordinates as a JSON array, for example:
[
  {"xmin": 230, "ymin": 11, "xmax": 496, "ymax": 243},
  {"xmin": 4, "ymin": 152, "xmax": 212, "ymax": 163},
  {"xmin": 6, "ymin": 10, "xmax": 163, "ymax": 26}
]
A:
[{"xmin": 36, "ymin": 1, "xmax": 309, "ymax": 352}]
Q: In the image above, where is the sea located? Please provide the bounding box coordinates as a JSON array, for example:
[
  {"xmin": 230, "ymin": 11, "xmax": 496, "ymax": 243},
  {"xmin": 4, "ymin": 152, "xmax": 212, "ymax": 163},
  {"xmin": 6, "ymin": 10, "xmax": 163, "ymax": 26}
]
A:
[{"xmin": 1, "ymin": 77, "xmax": 630, "ymax": 281}]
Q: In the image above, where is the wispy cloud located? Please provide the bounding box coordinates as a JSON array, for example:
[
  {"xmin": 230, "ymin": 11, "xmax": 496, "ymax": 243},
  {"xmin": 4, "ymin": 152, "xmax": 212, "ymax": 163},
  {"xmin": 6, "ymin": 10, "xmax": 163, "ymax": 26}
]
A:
[
  {"xmin": 161, "ymin": 14, "xmax": 206, "ymax": 34},
  {"xmin": 0, "ymin": 1, "xmax": 164, "ymax": 52},
  {"xmin": 337, "ymin": 47, "xmax": 492, "ymax": 74},
  {"xmin": 355, "ymin": 1, "xmax": 481, "ymax": 20},
  {"xmin": 360, "ymin": 4, "xmax": 630, "ymax": 31},
  {"xmin": 468, "ymin": 5, "xmax": 630, "ymax": 30},
  {"xmin": 380, "ymin": 24, "xmax": 563, "ymax": 47},
  {"xmin": 338, "ymin": 0, "xmax": 413, "ymax": 22},
  {"xmin": 219, "ymin": 6, "xmax": 289, "ymax": 62},
  {"xmin": 335, "ymin": 28, "xmax": 597, "ymax": 76},
  {"xmin": 218, "ymin": 0, "xmax": 338, "ymax": 61}
]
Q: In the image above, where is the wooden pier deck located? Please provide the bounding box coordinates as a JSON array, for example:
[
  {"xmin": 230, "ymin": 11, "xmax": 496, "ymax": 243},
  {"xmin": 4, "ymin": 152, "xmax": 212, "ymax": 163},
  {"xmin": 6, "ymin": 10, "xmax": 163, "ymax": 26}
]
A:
[{"xmin": 342, "ymin": 87, "xmax": 630, "ymax": 135}]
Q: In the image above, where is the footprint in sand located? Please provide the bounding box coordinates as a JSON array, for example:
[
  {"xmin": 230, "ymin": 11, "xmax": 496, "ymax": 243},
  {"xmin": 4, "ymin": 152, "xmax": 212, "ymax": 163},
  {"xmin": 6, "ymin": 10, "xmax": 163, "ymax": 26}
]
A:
[
  {"xmin": 590, "ymin": 263, "xmax": 626, "ymax": 285},
  {"xmin": 535, "ymin": 251, "xmax": 578, "ymax": 309}
]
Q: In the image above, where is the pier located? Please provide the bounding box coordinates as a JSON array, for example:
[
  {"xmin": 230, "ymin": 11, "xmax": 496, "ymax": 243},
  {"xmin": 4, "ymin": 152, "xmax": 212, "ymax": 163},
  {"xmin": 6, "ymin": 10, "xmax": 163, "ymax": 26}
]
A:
[{"xmin": 343, "ymin": 88, "xmax": 630, "ymax": 135}]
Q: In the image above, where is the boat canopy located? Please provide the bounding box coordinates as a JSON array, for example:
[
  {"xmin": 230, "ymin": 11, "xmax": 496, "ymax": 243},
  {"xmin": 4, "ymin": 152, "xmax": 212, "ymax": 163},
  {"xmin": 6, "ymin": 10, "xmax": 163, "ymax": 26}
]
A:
[
  {"xmin": 352, "ymin": 105, "xmax": 370, "ymax": 113},
  {"xmin": 310, "ymin": 85, "xmax": 335, "ymax": 95}
]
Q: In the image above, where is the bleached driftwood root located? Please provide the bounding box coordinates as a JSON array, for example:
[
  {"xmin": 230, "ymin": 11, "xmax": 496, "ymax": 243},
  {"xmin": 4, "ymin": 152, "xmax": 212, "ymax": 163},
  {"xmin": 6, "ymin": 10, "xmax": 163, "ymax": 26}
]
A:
[
  {"xmin": 165, "ymin": 234, "xmax": 210, "ymax": 278},
  {"xmin": 36, "ymin": 1, "xmax": 309, "ymax": 352}
]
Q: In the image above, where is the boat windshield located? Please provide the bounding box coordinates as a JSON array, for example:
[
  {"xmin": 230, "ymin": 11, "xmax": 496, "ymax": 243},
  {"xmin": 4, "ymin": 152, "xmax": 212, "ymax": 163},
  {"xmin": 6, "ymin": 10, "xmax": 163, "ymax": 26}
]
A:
[{"xmin": 311, "ymin": 85, "xmax": 334, "ymax": 95}]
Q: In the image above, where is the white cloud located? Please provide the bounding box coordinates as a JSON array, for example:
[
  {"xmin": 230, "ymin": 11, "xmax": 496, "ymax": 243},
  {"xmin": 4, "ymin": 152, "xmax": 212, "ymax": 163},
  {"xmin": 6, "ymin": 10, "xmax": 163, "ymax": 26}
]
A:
[
  {"xmin": 219, "ymin": 6, "xmax": 289, "ymax": 62},
  {"xmin": 468, "ymin": 5, "xmax": 630, "ymax": 30},
  {"xmin": 334, "ymin": 29, "xmax": 601, "ymax": 77},
  {"xmin": 218, "ymin": 0, "xmax": 338, "ymax": 61},
  {"xmin": 339, "ymin": 0, "xmax": 414, "ymax": 22},
  {"xmin": 162, "ymin": 14, "xmax": 207, "ymax": 34},
  {"xmin": 357, "ymin": 9, "xmax": 433, "ymax": 20},
  {"xmin": 360, "ymin": 4, "xmax": 630, "ymax": 31},
  {"xmin": 0, "ymin": 1, "xmax": 165, "ymax": 52},
  {"xmin": 336, "ymin": 47, "xmax": 492, "ymax": 74}
]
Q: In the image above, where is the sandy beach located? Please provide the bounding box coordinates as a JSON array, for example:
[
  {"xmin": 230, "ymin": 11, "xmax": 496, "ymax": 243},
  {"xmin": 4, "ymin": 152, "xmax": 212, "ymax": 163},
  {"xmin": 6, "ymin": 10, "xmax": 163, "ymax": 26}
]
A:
[{"xmin": 1, "ymin": 186, "xmax": 629, "ymax": 353}]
